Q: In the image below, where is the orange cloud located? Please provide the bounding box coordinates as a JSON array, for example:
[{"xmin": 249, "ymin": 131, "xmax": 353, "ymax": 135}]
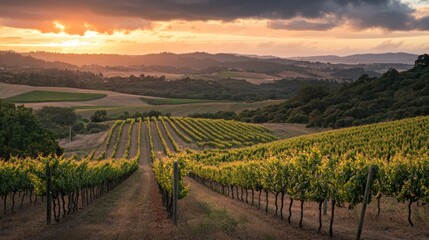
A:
[{"xmin": 0, "ymin": 11, "xmax": 152, "ymax": 35}]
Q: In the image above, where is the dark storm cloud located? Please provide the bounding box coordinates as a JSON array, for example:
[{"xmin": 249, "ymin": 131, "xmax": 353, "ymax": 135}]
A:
[
  {"xmin": 0, "ymin": 0, "xmax": 428, "ymax": 31},
  {"xmin": 268, "ymin": 20, "xmax": 337, "ymax": 31}
]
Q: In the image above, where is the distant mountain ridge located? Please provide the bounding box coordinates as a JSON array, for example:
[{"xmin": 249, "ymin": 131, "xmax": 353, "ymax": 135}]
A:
[
  {"xmin": 25, "ymin": 51, "xmax": 416, "ymax": 67},
  {"xmin": 0, "ymin": 51, "xmax": 415, "ymax": 83},
  {"xmin": 0, "ymin": 51, "xmax": 76, "ymax": 69},
  {"xmin": 290, "ymin": 52, "xmax": 418, "ymax": 65}
]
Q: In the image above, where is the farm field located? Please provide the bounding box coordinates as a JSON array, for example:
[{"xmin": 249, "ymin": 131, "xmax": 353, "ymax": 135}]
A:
[
  {"xmin": 140, "ymin": 97, "xmax": 221, "ymax": 105},
  {"xmin": 1, "ymin": 116, "xmax": 428, "ymax": 239},
  {"xmin": 5, "ymin": 90, "xmax": 106, "ymax": 103},
  {"xmin": 0, "ymin": 83, "xmax": 283, "ymax": 116},
  {"xmin": 0, "ymin": 83, "xmax": 146, "ymax": 108},
  {"xmin": 87, "ymin": 69, "xmax": 280, "ymax": 85}
]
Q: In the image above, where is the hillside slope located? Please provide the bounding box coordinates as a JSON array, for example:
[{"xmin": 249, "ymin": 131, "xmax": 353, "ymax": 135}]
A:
[{"xmin": 238, "ymin": 54, "xmax": 429, "ymax": 128}]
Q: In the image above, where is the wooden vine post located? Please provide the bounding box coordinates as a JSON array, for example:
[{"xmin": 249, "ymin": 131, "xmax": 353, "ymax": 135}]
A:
[
  {"xmin": 173, "ymin": 161, "xmax": 179, "ymax": 225},
  {"xmin": 46, "ymin": 160, "xmax": 53, "ymax": 225},
  {"xmin": 356, "ymin": 166, "xmax": 376, "ymax": 240}
]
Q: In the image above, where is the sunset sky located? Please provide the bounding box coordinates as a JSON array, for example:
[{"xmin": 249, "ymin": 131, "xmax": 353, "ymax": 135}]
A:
[{"xmin": 0, "ymin": 0, "xmax": 428, "ymax": 57}]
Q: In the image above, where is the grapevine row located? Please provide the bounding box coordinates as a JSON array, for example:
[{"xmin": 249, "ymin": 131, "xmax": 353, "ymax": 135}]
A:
[
  {"xmin": 153, "ymin": 117, "xmax": 171, "ymax": 156},
  {"xmin": 159, "ymin": 117, "xmax": 180, "ymax": 152},
  {"xmin": 172, "ymin": 118, "xmax": 204, "ymax": 142},
  {"xmin": 0, "ymin": 156, "xmax": 138, "ymax": 220},
  {"xmin": 147, "ymin": 117, "xmax": 155, "ymax": 161},
  {"xmin": 134, "ymin": 117, "xmax": 142, "ymax": 160},
  {"xmin": 170, "ymin": 117, "xmax": 276, "ymax": 149},
  {"xmin": 94, "ymin": 120, "xmax": 122, "ymax": 160},
  {"xmin": 163, "ymin": 117, "xmax": 192, "ymax": 143},
  {"xmin": 109, "ymin": 120, "xmax": 126, "ymax": 159},
  {"xmin": 122, "ymin": 118, "xmax": 136, "ymax": 159},
  {"xmin": 153, "ymin": 155, "xmax": 188, "ymax": 217}
]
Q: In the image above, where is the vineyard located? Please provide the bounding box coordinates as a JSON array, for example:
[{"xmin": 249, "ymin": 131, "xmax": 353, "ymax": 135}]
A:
[
  {"xmin": 0, "ymin": 117, "xmax": 275, "ymax": 225},
  {"xmin": 174, "ymin": 116, "xmax": 429, "ymax": 237},
  {"xmin": 90, "ymin": 117, "xmax": 276, "ymax": 162},
  {"xmin": 1, "ymin": 115, "xmax": 428, "ymax": 239}
]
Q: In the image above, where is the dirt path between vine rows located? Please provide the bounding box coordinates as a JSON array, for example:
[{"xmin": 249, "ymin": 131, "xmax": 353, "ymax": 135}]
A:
[
  {"xmin": 149, "ymin": 120, "xmax": 166, "ymax": 159},
  {"xmin": 114, "ymin": 123, "xmax": 131, "ymax": 159},
  {"xmin": 128, "ymin": 120, "xmax": 139, "ymax": 159}
]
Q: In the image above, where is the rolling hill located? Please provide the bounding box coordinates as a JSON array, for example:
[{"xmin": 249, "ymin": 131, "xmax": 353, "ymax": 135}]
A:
[
  {"xmin": 0, "ymin": 51, "xmax": 76, "ymax": 69},
  {"xmin": 23, "ymin": 51, "xmax": 409, "ymax": 81},
  {"xmin": 237, "ymin": 54, "xmax": 429, "ymax": 128}
]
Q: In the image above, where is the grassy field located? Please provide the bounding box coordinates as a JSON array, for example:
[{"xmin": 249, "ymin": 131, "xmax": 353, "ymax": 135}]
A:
[
  {"xmin": 6, "ymin": 90, "xmax": 106, "ymax": 103},
  {"xmin": 72, "ymin": 106, "xmax": 120, "ymax": 110},
  {"xmin": 75, "ymin": 100, "xmax": 284, "ymax": 118},
  {"xmin": 141, "ymin": 97, "xmax": 219, "ymax": 105}
]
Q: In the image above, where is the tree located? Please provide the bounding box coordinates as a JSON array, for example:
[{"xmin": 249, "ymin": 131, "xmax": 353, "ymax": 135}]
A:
[
  {"xmin": 415, "ymin": 54, "xmax": 429, "ymax": 67},
  {"xmin": 35, "ymin": 107, "xmax": 79, "ymax": 139},
  {"xmin": 90, "ymin": 110, "xmax": 108, "ymax": 122},
  {"xmin": 0, "ymin": 100, "xmax": 63, "ymax": 160},
  {"xmin": 36, "ymin": 107, "xmax": 77, "ymax": 126}
]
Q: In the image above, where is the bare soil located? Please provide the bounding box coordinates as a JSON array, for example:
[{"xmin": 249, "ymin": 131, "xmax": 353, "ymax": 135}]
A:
[
  {"xmin": 0, "ymin": 193, "xmax": 48, "ymax": 239},
  {"xmin": 60, "ymin": 131, "xmax": 107, "ymax": 158},
  {"xmin": 140, "ymin": 121, "xmax": 151, "ymax": 162},
  {"xmin": 149, "ymin": 121, "xmax": 167, "ymax": 159}
]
